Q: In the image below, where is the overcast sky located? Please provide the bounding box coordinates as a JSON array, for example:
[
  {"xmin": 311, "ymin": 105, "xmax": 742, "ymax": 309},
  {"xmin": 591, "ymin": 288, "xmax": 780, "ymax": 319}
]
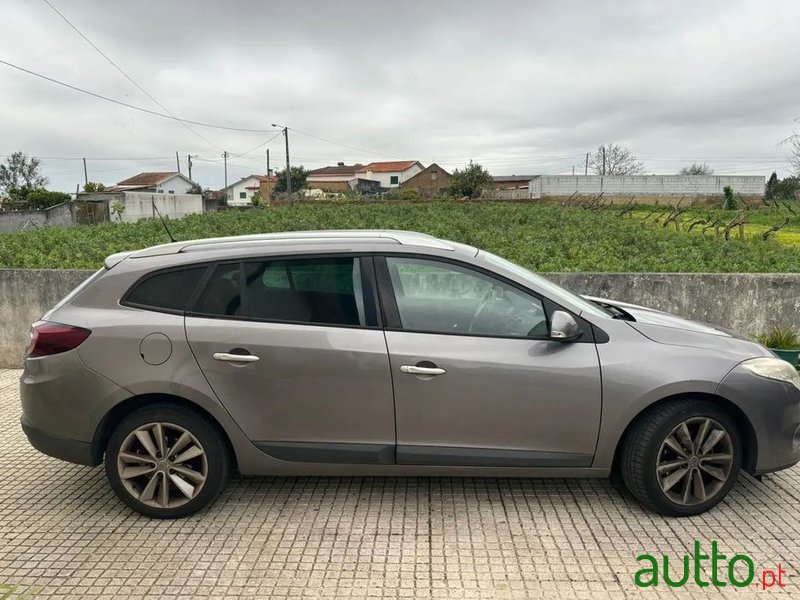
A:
[{"xmin": 1, "ymin": 0, "xmax": 799, "ymax": 192}]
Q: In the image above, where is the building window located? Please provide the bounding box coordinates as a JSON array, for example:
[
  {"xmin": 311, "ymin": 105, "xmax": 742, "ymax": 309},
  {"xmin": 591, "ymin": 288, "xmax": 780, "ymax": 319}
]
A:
[
  {"xmin": 431, "ymin": 171, "xmax": 438, "ymax": 181},
  {"xmin": 390, "ymin": 175, "xmax": 399, "ymax": 185},
  {"xmin": 168, "ymin": 190, "xmax": 175, "ymax": 194},
  {"xmin": 239, "ymin": 191, "xmax": 247, "ymax": 199}
]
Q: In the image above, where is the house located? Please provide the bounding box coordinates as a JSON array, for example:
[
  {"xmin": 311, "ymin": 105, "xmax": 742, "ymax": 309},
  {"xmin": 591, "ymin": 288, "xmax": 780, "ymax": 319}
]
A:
[
  {"xmin": 355, "ymin": 161, "xmax": 424, "ymax": 189},
  {"xmin": 109, "ymin": 171, "xmax": 199, "ymax": 194},
  {"xmin": 221, "ymin": 174, "xmax": 278, "ymax": 206},
  {"xmin": 400, "ymin": 163, "xmax": 451, "ymax": 197},
  {"xmin": 306, "ymin": 163, "xmax": 364, "ymax": 193},
  {"xmin": 493, "ymin": 175, "xmax": 535, "ymax": 190},
  {"xmin": 77, "ymin": 172, "xmax": 204, "ymax": 223}
]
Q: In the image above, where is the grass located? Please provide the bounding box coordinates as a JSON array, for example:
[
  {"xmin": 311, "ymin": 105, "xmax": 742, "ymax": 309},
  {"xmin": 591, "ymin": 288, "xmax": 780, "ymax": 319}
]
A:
[{"xmin": 1, "ymin": 202, "xmax": 800, "ymax": 272}]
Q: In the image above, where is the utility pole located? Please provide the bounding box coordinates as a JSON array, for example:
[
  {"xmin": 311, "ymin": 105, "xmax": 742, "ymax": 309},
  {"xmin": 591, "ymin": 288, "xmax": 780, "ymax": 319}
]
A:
[
  {"xmin": 82, "ymin": 157, "xmax": 88, "ymax": 186},
  {"xmin": 175, "ymin": 151, "xmax": 181, "ymax": 173},
  {"xmin": 187, "ymin": 154, "xmax": 193, "ymax": 181},
  {"xmin": 602, "ymin": 146, "xmax": 606, "ymax": 176},
  {"xmin": 584, "ymin": 152, "xmax": 589, "ymax": 176},
  {"xmin": 223, "ymin": 151, "xmax": 228, "ymax": 202},
  {"xmin": 272, "ymin": 124, "xmax": 292, "ymax": 205},
  {"xmin": 572, "ymin": 165, "xmax": 575, "ymax": 176}
]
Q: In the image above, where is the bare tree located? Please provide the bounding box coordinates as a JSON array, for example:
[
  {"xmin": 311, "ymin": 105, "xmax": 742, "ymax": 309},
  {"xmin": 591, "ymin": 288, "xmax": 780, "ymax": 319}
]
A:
[
  {"xmin": 679, "ymin": 162, "xmax": 714, "ymax": 176},
  {"xmin": 788, "ymin": 134, "xmax": 800, "ymax": 176},
  {"xmin": 588, "ymin": 143, "xmax": 644, "ymax": 176}
]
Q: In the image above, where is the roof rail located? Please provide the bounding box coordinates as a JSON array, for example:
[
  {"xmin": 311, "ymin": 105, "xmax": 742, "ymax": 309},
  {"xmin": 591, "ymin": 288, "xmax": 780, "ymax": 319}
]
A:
[{"xmin": 129, "ymin": 229, "xmax": 453, "ymax": 258}]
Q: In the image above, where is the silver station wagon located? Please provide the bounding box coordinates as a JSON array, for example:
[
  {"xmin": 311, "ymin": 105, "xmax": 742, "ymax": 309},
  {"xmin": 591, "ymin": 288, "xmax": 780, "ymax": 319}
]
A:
[{"xmin": 20, "ymin": 230, "xmax": 800, "ymax": 518}]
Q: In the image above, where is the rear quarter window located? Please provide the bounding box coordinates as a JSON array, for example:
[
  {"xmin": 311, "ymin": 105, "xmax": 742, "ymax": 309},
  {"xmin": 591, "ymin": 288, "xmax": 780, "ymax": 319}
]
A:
[{"xmin": 124, "ymin": 267, "xmax": 207, "ymax": 312}]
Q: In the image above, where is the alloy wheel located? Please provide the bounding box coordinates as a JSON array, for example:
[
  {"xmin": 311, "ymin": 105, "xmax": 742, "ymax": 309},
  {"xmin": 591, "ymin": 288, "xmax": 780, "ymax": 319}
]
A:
[
  {"xmin": 116, "ymin": 422, "xmax": 208, "ymax": 509},
  {"xmin": 655, "ymin": 417, "xmax": 734, "ymax": 506}
]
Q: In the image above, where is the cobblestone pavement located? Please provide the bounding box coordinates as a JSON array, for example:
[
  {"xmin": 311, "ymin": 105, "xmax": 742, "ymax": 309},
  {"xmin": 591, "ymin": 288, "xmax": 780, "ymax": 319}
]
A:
[{"xmin": 1, "ymin": 369, "xmax": 798, "ymax": 598}]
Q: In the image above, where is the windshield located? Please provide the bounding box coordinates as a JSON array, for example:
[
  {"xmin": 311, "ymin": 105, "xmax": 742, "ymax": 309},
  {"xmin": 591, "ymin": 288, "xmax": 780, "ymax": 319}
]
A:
[{"xmin": 479, "ymin": 251, "xmax": 612, "ymax": 319}]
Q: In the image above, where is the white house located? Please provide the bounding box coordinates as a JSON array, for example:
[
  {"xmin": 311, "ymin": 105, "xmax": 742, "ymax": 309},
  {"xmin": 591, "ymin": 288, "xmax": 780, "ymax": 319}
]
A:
[
  {"xmin": 81, "ymin": 172, "xmax": 204, "ymax": 223},
  {"xmin": 355, "ymin": 161, "xmax": 424, "ymax": 188},
  {"xmin": 222, "ymin": 174, "xmax": 276, "ymax": 206},
  {"xmin": 113, "ymin": 172, "xmax": 198, "ymax": 195}
]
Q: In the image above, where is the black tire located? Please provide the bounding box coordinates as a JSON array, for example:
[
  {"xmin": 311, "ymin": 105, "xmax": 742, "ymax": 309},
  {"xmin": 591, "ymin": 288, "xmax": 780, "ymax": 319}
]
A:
[
  {"xmin": 619, "ymin": 399, "xmax": 742, "ymax": 517},
  {"xmin": 105, "ymin": 404, "xmax": 230, "ymax": 518}
]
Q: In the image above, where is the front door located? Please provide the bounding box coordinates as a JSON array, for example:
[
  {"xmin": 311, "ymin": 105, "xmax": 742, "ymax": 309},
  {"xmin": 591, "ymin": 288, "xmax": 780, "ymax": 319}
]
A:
[
  {"xmin": 378, "ymin": 255, "xmax": 602, "ymax": 467},
  {"xmin": 185, "ymin": 255, "xmax": 396, "ymax": 465}
]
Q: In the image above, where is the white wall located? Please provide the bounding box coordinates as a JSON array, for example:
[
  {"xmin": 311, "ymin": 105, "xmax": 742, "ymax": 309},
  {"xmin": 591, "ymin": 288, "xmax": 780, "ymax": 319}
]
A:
[
  {"xmin": 226, "ymin": 176, "xmax": 260, "ymax": 206},
  {"xmin": 117, "ymin": 192, "xmax": 203, "ymax": 222},
  {"xmin": 357, "ymin": 164, "xmax": 424, "ymax": 188},
  {"xmin": 529, "ymin": 175, "xmax": 765, "ymax": 199},
  {"xmin": 154, "ymin": 173, "xmax": 195, "ymax": 195}
]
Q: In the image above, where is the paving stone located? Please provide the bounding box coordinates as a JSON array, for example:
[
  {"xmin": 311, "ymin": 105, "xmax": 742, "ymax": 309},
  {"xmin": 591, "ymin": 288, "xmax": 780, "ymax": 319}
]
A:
[{"xmin": 0, "ymin": 369, "xmax": 797, "ymax": 598}]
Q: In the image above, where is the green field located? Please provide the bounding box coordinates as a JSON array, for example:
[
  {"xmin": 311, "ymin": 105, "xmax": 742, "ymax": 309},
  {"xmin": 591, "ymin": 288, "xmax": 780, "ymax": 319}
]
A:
[{"xmin": 2, "ymin": 202, "xmax": 800, "ymax": 272}]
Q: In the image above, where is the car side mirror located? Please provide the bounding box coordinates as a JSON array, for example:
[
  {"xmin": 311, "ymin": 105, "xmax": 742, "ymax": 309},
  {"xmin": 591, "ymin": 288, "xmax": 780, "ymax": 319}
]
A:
[{"xmin": 549, "ymin": 310, "xmax": 582, "ymax": 342}]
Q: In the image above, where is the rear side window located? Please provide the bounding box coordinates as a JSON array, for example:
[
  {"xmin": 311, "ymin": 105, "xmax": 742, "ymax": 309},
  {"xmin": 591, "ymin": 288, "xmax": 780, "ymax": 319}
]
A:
[
  {"xmin": 125, "ymin": 267, "xmax": 207, "ymax": 312},
  {"xmin": 191, "ymin": 257, "xmax": 370, "ymax": 327}
]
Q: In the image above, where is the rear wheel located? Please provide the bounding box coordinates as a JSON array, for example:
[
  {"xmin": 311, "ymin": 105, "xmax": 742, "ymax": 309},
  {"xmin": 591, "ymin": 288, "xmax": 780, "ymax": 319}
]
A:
[
  {"xmin": 105, "ymin": 405, "xmax": 230, "ymax": 518},
  {"xmin": 620, "ymin": 399, "xmax": 741, "ymax": 517}
]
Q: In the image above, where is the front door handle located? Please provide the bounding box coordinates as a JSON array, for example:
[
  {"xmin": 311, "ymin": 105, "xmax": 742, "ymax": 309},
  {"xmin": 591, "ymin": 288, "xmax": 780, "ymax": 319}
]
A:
[
  {"xmin": 400, "ymin": 365, "xmax": 446, "ymax": 376},
  {"xmin": 213, "ymin": 352, "xmax": 260, "ymax": 363}
]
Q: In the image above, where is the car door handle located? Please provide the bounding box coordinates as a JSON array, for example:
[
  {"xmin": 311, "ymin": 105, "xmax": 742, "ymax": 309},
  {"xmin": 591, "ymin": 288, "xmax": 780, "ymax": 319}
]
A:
[
  {"xmin": 213, "ymin": 352, "xmax": 260, "ymax": 363},
  {"xmin": 400, "ymin": 365, "xmax": 446, "ymax": 376}
]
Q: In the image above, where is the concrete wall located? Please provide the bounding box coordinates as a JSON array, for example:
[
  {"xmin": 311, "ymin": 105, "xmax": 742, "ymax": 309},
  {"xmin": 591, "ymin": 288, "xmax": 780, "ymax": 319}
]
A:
[
  {"xmin": 0, "ymin": 269, "xmax": 94, "ymax": 367},
  {"xmin": 0, "ymin": 203, "xmax": 74, "ymax": 233},
  {"xmin": 1, "ymin": 268, "xmax": 799, "ymax": 368},
  {"xmin": 528, "ymin": 175, "xmax": 765, "ymax": 200},
  {"xmin": 119, "ymin": 192, "xmax": 203, "ymax": 222}
]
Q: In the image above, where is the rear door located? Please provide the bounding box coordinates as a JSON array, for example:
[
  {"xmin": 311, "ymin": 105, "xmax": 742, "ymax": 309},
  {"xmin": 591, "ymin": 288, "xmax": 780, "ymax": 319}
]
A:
[
  {"xmin": 377, "ymin": 255, "xmax": 602, "ymax": 467},
  {"xmin": 185, "ymin": 255, "xmax": 396, "ymax": 465}
]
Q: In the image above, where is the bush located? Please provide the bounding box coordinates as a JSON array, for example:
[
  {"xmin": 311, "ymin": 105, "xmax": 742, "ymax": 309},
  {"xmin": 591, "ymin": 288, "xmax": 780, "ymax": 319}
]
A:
[
  {"xmin": 722, "ymin": 186, "xmax": 738, "ymax": 210},
  {"xmin": 756, "ymin": 326, "xmax": 800, "ymax": 350},
  {"xmin": 0, "ymin": 190, "xmax": 70, "ymax": 211}
]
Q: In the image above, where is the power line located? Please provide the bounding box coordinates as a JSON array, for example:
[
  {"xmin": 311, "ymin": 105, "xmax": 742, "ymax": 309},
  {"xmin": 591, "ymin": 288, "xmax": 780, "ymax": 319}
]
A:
[
  {"xmin": 288, "ymin": 127, "xmax": 404, "ymax": 160},
  {"xmin": 230, "ymin": 130, "xmax": 284, "ymax": 158},
  {"xmin": 39, "ymin": 0, "xmax": 225, "ymax": 152},
  {"xmin": 0, "ymin": 59, "xmax": 275, "ymax": 133}
]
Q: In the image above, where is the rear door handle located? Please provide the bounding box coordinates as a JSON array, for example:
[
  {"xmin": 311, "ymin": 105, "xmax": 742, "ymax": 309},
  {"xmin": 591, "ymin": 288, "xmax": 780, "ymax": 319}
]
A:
[
  {"xmin": 213, "ymin": 352, "xmax": 260, "ymax": 363},
  {"xmin": 400, "ymin": 365, "xmax": 446, "ymax": 376}
]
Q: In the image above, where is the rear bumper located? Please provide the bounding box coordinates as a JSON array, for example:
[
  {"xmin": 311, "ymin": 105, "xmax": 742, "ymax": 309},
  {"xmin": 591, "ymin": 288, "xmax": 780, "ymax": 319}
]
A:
[{"xmin": 21, "ymin": 416, "xmax": 97, "ymax": 466}]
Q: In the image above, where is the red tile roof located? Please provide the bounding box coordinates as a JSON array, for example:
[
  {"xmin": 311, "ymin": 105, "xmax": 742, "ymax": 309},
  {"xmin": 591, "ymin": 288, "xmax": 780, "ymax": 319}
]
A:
[
  {"xmin": 116, "ymin": 172, "xmax": 179, "ymax": 186},
  {"xmin": 308, "ymin": 164, "xmax": 364, "ymax": 176},
  {"xmin": 356, "ymin": 161, "xmax": 421, "ymax": 173}
]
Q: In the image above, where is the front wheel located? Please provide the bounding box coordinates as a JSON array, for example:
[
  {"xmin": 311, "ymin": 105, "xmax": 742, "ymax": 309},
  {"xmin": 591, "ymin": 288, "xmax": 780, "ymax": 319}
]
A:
[
  {"xmin": 620, "ymin": 399, "xmax": 741, "ymax": 517},
  {"xmin": 105, "ymin": 405, "xmax": 230, "ymax": 518}
]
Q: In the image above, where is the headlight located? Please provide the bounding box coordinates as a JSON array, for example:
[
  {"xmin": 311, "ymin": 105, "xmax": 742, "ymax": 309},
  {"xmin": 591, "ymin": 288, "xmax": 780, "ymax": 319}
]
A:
[{"xmin": 741, "ymin": 358, "xmax": 800, "ymax": 390}]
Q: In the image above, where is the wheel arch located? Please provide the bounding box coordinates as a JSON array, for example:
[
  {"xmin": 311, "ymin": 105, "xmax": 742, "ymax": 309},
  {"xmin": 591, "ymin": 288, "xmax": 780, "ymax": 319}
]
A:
[
  {"xmin": 91, "ymin": 393, "xmax": 238, "ymax": 471},
  {"xmin": 611, "ymin": 392, "xmax": 758, "ymax": 476}
]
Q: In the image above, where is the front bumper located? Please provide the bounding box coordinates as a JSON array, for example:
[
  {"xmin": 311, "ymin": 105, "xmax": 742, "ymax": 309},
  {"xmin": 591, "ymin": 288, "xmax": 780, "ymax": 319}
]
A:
[
  {"xmin": 718, "ymin": 363, "xmax": 800, "ymax": 475},
  {"xmin": 21, "ymin": 416, "xmax": 96, "ymax": 466}
]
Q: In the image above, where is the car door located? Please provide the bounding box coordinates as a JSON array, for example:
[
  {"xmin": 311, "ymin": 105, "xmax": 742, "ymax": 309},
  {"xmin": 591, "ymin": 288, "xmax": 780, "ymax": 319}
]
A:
[
  {"xmin": 377, "ymin": 255, "xmax": 602, "ymax": 467},
  {"xmin": 185, "ymin": 254, "xmax": 396, "ymax": 465}
]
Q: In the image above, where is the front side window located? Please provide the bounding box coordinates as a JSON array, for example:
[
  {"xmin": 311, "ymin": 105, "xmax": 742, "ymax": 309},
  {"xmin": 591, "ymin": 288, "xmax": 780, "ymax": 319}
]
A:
[
  {"xmin": 239, "ymin": 191, "xmax": 247, "ymax": 199},
  {"xmin": 192, "ymin": 257, "xmax": 368, "ymax": 327},
  {"xmin": 385, "ymin": 257, "xmax": 547, "ymax": 337},
  {"xmin": 390, "ymin": 175, "xmax": 399, "ymax": 185},
  {"xmin": 125, "ymin": 267, "xmax": 207, "ymax": 311}
]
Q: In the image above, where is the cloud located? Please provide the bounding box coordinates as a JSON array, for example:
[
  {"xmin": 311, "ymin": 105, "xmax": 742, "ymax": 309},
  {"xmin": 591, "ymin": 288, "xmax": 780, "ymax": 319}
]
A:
[{"xmin": 1, "ymin": 0, "xmax": 798, "ymax": 191}]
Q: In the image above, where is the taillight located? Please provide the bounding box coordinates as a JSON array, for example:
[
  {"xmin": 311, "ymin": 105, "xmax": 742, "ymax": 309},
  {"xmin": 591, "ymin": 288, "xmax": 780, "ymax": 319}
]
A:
[{"xmin": 26, "ymin": 322, "xmax": 91, "ymax": 358}]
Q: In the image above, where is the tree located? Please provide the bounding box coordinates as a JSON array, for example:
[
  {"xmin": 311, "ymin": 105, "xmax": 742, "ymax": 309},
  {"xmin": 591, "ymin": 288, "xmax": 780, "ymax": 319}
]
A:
[
  {"xmin": 679, "ymin": 162, "xmax": 714, "ymax": 176},
  {"xmin": 723, "ymin": 185, "xmax": 738, "ymax": 210},
  {"xmin": 83, "ymin": 181, "xmax": 105, "ymax": 192},
  {"xmin": 274, "ymin": 166, "xmax": 308, "ymax": 194},
  {"xmin": 448, "ymin": 161, "xmax": 493, "ymax": 198},
  {"xmin": 0, "ymin": 152, "xmax": 47, "ymax": 198},
  {"xmin": 789, "ymin": 134, "xmax": 800, "ymax": 177},
  {"xmin": 765, "ymin": 172, "xmax": 779, "ymax": 203},
  {"xmin": 588, "ymin": 144, "xmax": 645, "ymax": 176}
]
